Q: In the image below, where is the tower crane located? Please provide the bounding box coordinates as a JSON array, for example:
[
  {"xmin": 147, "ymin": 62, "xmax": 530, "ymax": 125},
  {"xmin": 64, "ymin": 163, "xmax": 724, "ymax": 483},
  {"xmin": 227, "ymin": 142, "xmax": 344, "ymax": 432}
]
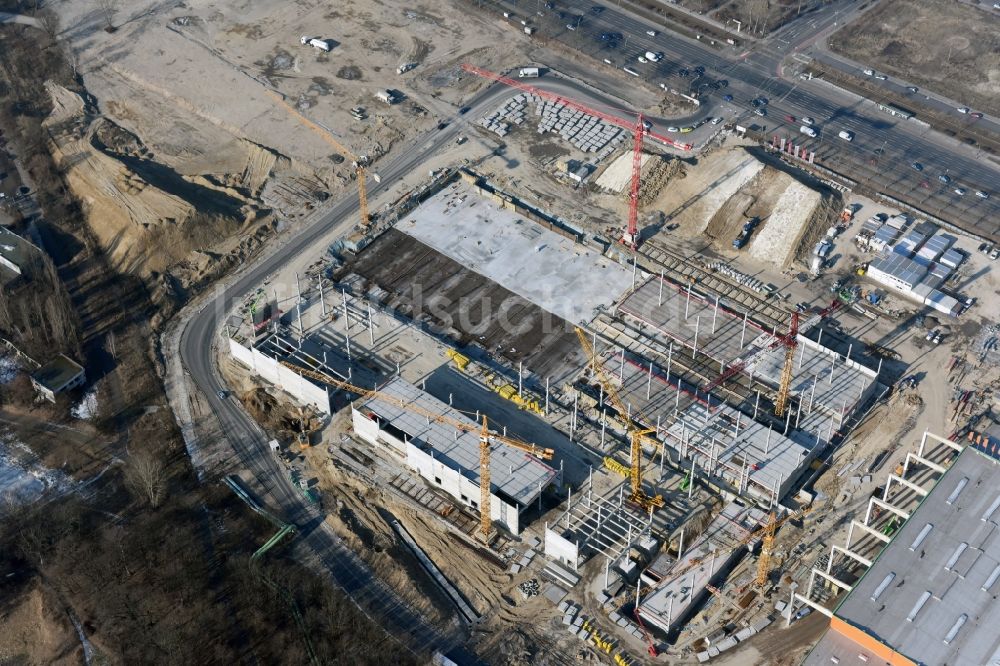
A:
[
  {"xmin": 460, "ymin": 64, "xmax": 692, "ymax": 248},
  {"xmin": 574, "ymin": 328, "xmax": 664, "ymax": 510},
  {"xmin": 701, "ymin": 301, "xmax": 841, "ymax": 417},
  {"xmin": 278, "ymin": 361, "xmax": 553, "ymax": 540},
  {"xmin": 266, "ymin": 90, "xmax": 372, "ymax": 228}
]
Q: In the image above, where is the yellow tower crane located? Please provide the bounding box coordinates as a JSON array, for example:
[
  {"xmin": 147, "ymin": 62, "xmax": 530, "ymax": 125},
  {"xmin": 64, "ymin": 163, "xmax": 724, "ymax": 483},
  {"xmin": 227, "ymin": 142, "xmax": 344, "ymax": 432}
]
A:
[
  {"xmin": 755, "ymin": 506, "xmax": 811, "ymax": 588},
  {"xmin": 266, "ymin": 90, "xmax": 371, "ymax": 228},
  {"xmin": 278, "ymin": 361, "xmax": 553, "ymax": 541},
  {"xmin": 575, "ymin": 328, "xmax": 664, "ymax": 510}
]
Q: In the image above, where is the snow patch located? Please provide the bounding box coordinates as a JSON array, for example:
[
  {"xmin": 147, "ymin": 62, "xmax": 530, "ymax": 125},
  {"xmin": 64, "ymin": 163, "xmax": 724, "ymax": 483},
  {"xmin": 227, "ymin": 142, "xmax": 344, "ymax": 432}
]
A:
[
  {"xmin": 0, "ymin": 353, "xmax": 17, "ymax": 384},
  {"xmin": 71, "ymin": 389, "xmax": 99, "ymax": 420}
]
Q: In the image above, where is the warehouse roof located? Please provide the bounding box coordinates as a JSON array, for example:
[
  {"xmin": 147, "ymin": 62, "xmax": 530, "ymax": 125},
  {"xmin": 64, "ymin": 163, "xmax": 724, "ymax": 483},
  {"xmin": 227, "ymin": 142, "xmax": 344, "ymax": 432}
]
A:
[
  {"xmin": 869, "ymin": 252, "xmax": 928, "ymax": 287},
  {"xmin": 832, "ymin": 447, "xmax": 1000, "ymax": 666},
  {"xmin": 358, "ymin": 376, "xmax": 557, "ymax": 507}
]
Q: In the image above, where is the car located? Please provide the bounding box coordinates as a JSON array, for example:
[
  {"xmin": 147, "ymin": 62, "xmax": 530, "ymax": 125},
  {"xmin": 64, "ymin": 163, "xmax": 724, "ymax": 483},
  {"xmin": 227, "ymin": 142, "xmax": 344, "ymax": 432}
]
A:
[
  {"xmin": 755, "ymin": 96, "xmax": 768, "ymax": 105},
  {"xmin": 794, "ymin": 607, "xmax": 813, "ymax": 621},
  {"xmin": 680, "ymin": 126, "xmax": 694, "ymax": 133},
  {"xmin": 646, "ymin": 29, "xmax": 657, "ymax": 36},
  {"xmin": 874, "ymin": 74, "xmax": 887, "ymax": 80},
  {"xmin": 710, "ymin": 116, "xmax": 723, "ymax": 125},
  {"xmin": 906, "ymin": 86, "xmax": 919, "ymax": 93},
  {"xmin": 955, "ymin": 187, "xmax": 967, "ymax": 196},
  {"xmin": 992, "ymin": 248, "xmax": 1000, "ymax": 260},
  {"xmin": 599, "ymin": 32, "xmax": 613, "ymax": 41},
  {"xmin": 603, "ymin": 58, "xmax": 613, "ymax": 64},
  {"xmin": 591, "ymin": 5, "xmax": 604, "ymax": 13},
  {"xmin": 718, "ymin": 79, "xmax": 728, "ymax": 88},
  {"xmin": 911, "ymin": 162, "xmax": 923, "ymax": 171},
  {"xmin": 978, "ymin": 242, "xmax": 989, "ymax": 253},
  {"xmin": 958, "ymin": 107, "xmax": 970, "ymax": 114},
  {"xmin": 976, "ymin": 190, "xmax": 990, "ymax": 199},
  {"xmin": 666, "ymin": 126, "xmax": 679, "ymax": 132},
  {"xmin": 971, "ymin": 112, "xmax": 984, "ymax": 119},
  {"xmin": 437, "ymin": 121, "xmax": 449, "ymax": 130},
  {"xmin": 642, "ymin": 119, "xmax": 652, "ymax": 130},
  {"xmin": 722, "ymin": 94, "xmax": 733, "ymax": 102},
  {"xmin": 863, "ymin": 68, "xmax": 874, "ymax": 76},
  {"xmin": 455, "ymin": 135, "xmax": 467, "ymax": 145},
  {"xmin": 801, "ymin": 116, "xmax": 815, "ymax": 125},
  {"xmin": 637, "ymin": 56, "xmax": 648, "ymax": 63},
  {"xmin": 933, "ymin": 331, "xmax": 943, "ymax": 344},
  {"xmin": 566, "ymin": 23, "xmax": 575, "ymax": 30},
  {"xmin": 784, "ymin": 114, "xmax": 796, "ymax": 123},
  {"xmin": 459, "ymin": 106, "xmax": 470, "ymax": 114},
  {"xmin": 217, "ymin": 390, "xmax": 228, "ymax": 399},
  {"xmin": 925, "ymin": 329, "xmax": 937, "ymax": 341},
  {"xmin": 938, "ymin": 174, "xmax": 951, "ymax": 184},
  {"xmin": 838, "ymin": 130, "xmax": 854, "ymax": 141},
  {"xmin": 755, "ymin": 108, "xmax": 766, "ymax": 116},
  {"xmin": 750, "ymin": 98, "xmax": 761, "ymax": 107}
]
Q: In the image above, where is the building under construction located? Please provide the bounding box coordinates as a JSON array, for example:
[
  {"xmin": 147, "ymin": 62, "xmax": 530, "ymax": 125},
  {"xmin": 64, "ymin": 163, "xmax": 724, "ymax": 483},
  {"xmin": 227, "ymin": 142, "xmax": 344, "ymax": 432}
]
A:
[{"xmin": 352, "ymin": 376, "xmax": 558, "ymax": 535}]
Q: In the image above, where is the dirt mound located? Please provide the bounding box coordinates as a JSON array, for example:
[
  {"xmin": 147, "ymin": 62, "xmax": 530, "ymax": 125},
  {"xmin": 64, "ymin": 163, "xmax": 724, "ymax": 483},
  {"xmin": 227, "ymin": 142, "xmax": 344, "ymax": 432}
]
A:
[
  {"xmin": 0, "ymin": 582, "xmax": 79, "ymax": 664},
  {"xmin": 705, "ymin": 190, "xmax": 755, "ymax": 240}
]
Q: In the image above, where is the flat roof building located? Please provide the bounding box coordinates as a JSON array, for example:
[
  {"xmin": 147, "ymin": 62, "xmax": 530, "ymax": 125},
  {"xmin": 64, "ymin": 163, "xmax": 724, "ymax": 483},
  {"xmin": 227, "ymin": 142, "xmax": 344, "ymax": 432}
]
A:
[
  {"xmin": 0, "ymin": 227, "xmax": 34, "ymax": 282},
  {"xmin": 804, "ymin": 446, "xmax": 1000, "ymax": 666},
  {"xmin": 352, "ymin": 376, "xmax": 557, "ymax": 535},
  {"xmin": 30, "ymin": 354, "xmax": 85, "ymax": 402}
]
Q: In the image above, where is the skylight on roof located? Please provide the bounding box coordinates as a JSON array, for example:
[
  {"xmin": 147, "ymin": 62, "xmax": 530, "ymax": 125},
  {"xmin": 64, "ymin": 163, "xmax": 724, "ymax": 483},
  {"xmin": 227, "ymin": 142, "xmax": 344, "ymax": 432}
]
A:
[
  {"xmin": 943, "ymin": 614, "xmax": 967, "ymax": 645},
  {"xmin": 946, "ymin": 477, "xmax": 969, "ymax": 505},
  {"xmin": 981, "ymin": 495, "xmax": 1000, "ymax": 522},
  {"xmin": 945, "ymin": 543, "xmax": 968, "ymax": 571},
  {"xmin": 909, "ymin": 523, "xmax": 933, "ymax": 551},
  {"xmin": 871, "ymin": 572, "xmax": 895, "ymax": 602},
  {"xmin": 906, "ymin": 590, "xmax": 931, "ymax": 622}
]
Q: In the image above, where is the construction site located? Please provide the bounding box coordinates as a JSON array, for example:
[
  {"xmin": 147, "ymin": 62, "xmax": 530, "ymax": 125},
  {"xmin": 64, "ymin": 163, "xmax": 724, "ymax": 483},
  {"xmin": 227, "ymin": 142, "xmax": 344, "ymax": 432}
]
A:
[{"xmin": 207, "ymin": 49, "xmax": 1000, "ymax": 662}]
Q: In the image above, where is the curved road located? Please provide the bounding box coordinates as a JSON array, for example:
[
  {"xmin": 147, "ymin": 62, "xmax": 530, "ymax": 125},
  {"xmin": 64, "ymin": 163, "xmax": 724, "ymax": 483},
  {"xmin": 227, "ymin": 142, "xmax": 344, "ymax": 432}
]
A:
[{"xmin": 177, "ymin": 73, "xmax": 658, "ymax": 656}]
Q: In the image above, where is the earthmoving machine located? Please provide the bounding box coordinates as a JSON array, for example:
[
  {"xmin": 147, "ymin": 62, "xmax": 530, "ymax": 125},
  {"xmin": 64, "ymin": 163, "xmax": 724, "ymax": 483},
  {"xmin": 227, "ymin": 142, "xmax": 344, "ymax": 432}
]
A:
[
  {"xmin": 460, "ymin": 63, "xmax": 691, "ymax": 248},
  {"xmin": 575, "ymin": 327, "xmax": 664, "ymax": 510},
  {"xmin": 278, "ymin": 361, "xmax": 553, "ymax": 541},
  {"xmin": 266, "ymin": 90, "xmax": 373, "ymax": 229}
]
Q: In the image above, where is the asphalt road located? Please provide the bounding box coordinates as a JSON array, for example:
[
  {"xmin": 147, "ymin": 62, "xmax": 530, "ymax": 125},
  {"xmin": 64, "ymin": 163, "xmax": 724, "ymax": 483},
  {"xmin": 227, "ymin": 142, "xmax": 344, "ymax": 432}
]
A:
[
  {"xmin": 492, "ymin": 0, "xmax": 1000, "ymax": 237},
  {"xmin": 177, "ymin": 73, "xmax": 655, "ymax": 656}
]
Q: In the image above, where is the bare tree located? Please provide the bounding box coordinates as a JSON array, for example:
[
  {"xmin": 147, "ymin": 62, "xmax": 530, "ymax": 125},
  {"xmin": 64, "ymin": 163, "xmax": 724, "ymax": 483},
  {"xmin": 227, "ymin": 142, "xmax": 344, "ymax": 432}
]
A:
[
  {"xmin": 38, "ymin": 9, "xmax": 60, "ymax": 41},
  {"xmin": 125, "ymin": 450, "xmax": 166, "ymax": 508},
  {"xmin": 95, "ymin": 0, "xmax": 119, "ymax": 32}
]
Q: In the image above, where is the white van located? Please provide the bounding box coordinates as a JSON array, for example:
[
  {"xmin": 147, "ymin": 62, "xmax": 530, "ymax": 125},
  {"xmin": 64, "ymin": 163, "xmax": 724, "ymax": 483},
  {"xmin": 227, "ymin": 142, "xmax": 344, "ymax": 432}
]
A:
[
  {"xmin": 800, "ymin": 125, "xmax": 817, "ymax": 138},
  {"xmin": 838, "ymin": 130, "xmax": 854, "ymax": 141}
]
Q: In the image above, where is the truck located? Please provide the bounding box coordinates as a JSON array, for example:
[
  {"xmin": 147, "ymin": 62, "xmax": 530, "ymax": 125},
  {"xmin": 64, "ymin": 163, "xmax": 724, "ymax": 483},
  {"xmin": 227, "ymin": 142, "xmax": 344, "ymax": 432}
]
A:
[
  {"xmin": 518, "ymin": 67, "xmax": 540, "ymax": 78},
  {"xmin": 732, "ymin": 217, "xmax": 759, "ymax": 249},
  {"xmin": 523, "ymin": 25, "xmax": 535, "ymax": 35},
  {"xmin": 644, "ymin": 51, "xmax": 663, "ymax": 62},
  {"xmin": 300, "ymin": 36, "xmax": 331, "ymax": 52},
  {"xmin": 375, "ymin": 90, "xmax": 399, "ymax": 105},
  {"xmin": 397, "ymin": 62, "xmax": 417, "ymax": 74}
]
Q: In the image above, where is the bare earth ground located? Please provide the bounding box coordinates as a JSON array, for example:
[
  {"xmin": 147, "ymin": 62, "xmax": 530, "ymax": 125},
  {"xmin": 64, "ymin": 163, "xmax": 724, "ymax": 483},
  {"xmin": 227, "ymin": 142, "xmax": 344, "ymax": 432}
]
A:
[
  {"xmin": 828, "ymin": 0, "xmax": 1000, "ymax": 116},
  {"xmin": 41, "ymin": 0, "xmax": 536, "ymax": 310},
  {"xmin": 0, "ymin": 582, "xmax": 80, "ymax": 665}
]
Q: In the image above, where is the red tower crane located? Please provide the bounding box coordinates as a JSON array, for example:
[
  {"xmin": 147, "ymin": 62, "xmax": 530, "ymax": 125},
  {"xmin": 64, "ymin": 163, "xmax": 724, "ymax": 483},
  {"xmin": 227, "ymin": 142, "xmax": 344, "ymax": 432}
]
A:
[
  {"xmin": 460, "ymin": 63, "xmax": 691, "ymax": 248},
  {"xmin": 701, "ymin": 300, "xmax": 841, "ymax": 415}
]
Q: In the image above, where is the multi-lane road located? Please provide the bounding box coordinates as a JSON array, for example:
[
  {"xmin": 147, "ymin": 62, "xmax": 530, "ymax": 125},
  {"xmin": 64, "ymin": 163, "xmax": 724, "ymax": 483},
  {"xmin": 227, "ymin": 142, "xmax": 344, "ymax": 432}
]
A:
[{"xmin": 491, "ymin": 0, "xmax": 1000, "ymax": 237}]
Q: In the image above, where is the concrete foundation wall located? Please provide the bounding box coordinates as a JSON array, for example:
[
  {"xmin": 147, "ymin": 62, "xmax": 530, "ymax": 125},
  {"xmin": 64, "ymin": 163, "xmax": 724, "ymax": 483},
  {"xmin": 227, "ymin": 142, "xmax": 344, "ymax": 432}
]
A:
[
  {"xmin": 545, "ymin": 527, "xmax": 580, "ymax": 569},
  {"xmin": 228, "ymin": 337, "xmax": 330, "ymax": 414}
]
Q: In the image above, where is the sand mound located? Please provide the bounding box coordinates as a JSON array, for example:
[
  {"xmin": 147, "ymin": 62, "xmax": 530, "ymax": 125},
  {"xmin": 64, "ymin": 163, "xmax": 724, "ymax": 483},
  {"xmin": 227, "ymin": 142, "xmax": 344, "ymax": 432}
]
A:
[
  {"xmin": 0, "ymin": 583, "xmax": 79, "ymax": 664},
  {"xmin": 748, "ymin": 179, "xmax": 821, "ymax": 266}
]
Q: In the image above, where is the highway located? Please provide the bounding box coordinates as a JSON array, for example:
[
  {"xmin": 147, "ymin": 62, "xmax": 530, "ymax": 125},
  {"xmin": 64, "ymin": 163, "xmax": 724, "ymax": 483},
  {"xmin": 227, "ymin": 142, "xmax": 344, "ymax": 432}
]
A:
[
  {"xmin": 490, "ymin": 0, "xmax": 1000, "ymax": 238},
  {"xmin": 177, "ymin": 73, "xmax": 656, "ymax": 657}
]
